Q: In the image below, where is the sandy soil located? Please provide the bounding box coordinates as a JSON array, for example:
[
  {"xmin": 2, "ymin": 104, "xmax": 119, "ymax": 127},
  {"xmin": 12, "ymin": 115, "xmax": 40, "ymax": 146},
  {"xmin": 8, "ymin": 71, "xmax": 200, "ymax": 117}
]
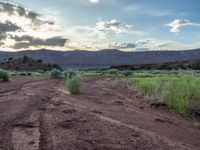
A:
[{"xmin": 0, "ymin": 76, "xmax": 200, "ymax": 150}]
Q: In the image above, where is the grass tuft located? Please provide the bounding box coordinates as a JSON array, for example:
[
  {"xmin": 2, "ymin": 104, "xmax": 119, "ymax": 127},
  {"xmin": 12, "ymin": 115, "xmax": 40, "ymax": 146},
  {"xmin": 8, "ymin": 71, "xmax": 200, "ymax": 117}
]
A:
[
  {"xmin": 0, "ymin": 69, "xmax": 9, "ymax": 82},
  {"xmin": 66, "ymin": 75, "xmax": 82, "ymax": 94}
]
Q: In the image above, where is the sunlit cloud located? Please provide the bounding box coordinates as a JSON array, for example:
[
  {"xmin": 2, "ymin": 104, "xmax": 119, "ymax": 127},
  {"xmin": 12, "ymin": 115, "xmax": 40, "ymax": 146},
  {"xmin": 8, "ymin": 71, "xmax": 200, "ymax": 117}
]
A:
[
  {"xmin": 166, "ymin": 19, "xmax": 200, "ymax": 33},
  {"xmin": 0, "ymin": 1, "xmax": 199, "ymax": 51},
  {"xmin": 0, "ymin": 1, "xmax": 67, "ymax": 49},
  {"xmin": 95, "ymin": 19, "xmax": 142, "ymax": 38},
  {"xmin": 89, "ymin": 0, "xmax": 100, "ymax": 3}
]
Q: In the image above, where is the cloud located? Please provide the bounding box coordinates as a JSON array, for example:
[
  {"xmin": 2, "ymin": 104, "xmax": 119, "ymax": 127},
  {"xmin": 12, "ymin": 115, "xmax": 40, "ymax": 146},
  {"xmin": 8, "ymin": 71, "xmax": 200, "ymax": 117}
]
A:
[
  {"xmin": 11, "ymin": 35, "xmax": 68, "ymax": 49},
  {"xmin": 95, "ymin": 19, "xmax": 142, "ymax": 38},
  {"xmin": 108, "ymin": 42, "xmax": 136, "ymax": 49},
  {"xmin": 0, "ymin": 33, "xmax": 6, "ymax": 41},
  {"xmin": 0, "ymin": 1, "xmax": 69, "ymax": 49},
  {"xmin": 166, "ymin": 19, "xmax": 200, "ymax": 33},
  {"xmin": 0, "ymin": 42, "xmax": 4, "ymax": 46},
  {"xmin": 134, "ymin": 38, "xmax": 200, "ymax": 50},
  {"xmin": 89, "ymin": 0, "xmax": 100, "ymax": 3},
  {"xmin": 0, "ymin": 21, "xmax": 20, "ymax": 32},
  {"xmin": 136, "ymin": 39, "xmax": 169, "ymax": 49},
  {"xmin": 0, "ymin": 2, "xmax": 53, "ymax": 26}
]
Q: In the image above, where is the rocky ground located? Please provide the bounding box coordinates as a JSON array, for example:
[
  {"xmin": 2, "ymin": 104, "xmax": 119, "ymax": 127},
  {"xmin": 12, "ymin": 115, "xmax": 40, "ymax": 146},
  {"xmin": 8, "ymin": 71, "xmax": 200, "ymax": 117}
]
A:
[{"xmin": 0, "ymin": 77, "xmax": 200, "ymax": 150}]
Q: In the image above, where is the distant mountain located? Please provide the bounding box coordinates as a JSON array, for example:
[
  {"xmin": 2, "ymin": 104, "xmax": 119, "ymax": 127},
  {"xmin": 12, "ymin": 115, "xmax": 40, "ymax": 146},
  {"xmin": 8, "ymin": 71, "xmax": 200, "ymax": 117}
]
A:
[{"xmin": 1, "ymin": 49, "xmax": 200, "ymax": 69}]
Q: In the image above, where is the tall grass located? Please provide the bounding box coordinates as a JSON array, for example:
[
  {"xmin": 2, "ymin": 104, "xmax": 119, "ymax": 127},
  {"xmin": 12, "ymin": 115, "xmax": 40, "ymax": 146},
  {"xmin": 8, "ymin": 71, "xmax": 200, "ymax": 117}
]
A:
[
  {"xmin": 132, "ymin": 75, "xmax": 200, "ymax": 116},
  {"xmin": 0, "ymin": 69, "xmax": 9, "ymax": 82},
  {"xmin": 64, "ymin": 70, "xmax": 77, "ymax": 79},
  {"xmin": 66, "ymin": 75, "xmax": 82, "ymax": 94}
]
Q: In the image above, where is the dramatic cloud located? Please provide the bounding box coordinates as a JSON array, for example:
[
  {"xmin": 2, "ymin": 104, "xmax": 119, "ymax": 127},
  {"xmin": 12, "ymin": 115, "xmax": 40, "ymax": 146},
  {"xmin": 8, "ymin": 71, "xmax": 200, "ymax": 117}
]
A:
[
  {"xmin": 108, "ymin": 42, "xmax": 136, "ymax": 49},
  {"xmin": 0, "ymin": 33, "xmax": 6, "ymax": 41},
  {"xmin": 166, "ymin": 19, "xmax": 200, "ymax": 33},
  {"xmin": 95, "ymin": 19, "xmax": 142, "ymax": 38},
  {"xmin": 11, "ymin": 35, "xmax": 68, "ymax": 49},
  {"xmin": 0, "ymin": 21, "xmax": 20, "ymax": 32},
  {"xmin": 0, "ymin": 1, "xmax": 68, "ymax": 50},
  {"xmin": 0, "ymin": 2, "xmax": 53, "ymax": 27}
]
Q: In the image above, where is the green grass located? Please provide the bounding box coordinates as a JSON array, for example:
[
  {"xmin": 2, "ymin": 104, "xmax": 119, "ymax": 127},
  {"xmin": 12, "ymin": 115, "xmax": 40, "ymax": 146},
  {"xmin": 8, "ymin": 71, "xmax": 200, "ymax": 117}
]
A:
[
  {"xmin": 66, "ymin": 75, "xmax": 82, "ymax": 94},
  {"xmin": 0, "ymin": 69, "xmax": 9, "ymax": 82},
  {"xmin": 64, "ymin": 70, "xmax": 77, "ymax": 79},
  {"xmin": 132, "ymin": 75, "xmax": 200, "ymax": 116}
]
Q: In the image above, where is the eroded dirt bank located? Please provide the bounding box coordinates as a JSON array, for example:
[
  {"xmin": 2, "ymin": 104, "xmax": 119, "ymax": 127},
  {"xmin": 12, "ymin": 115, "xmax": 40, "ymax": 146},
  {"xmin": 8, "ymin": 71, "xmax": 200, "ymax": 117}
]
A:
[{"xmin": 0, "ymin": 77, "xmax": 200, "ymax": 150}]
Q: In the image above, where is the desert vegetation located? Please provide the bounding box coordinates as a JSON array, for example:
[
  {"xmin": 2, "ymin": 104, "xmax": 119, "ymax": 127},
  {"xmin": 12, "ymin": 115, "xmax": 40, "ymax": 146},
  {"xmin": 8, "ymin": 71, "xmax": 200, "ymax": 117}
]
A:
[
  {"xmin": 0, "ymin": 69, "xmax": 9, "ymax": 82},
  {"xmin": 50, "ymin": 69, "xmax": 63, "ymax": 79},
  {"xmin": 0, "ymin": 67, "xmax": 200, "ymax": 149},
  {"xmin": 132, "ymin": 73, "xmax": 200, "ymax": 116},
  {"xmin": 66, "ymin": 75, "xmax": 82, "ymax": 94}
]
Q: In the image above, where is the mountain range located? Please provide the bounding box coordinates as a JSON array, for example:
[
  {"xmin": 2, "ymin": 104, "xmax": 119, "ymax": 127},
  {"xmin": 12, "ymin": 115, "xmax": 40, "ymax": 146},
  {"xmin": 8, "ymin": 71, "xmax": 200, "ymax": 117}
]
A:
[{"xmin": 1, "ymin": 49, "xmax": 200, "ymax": 69}]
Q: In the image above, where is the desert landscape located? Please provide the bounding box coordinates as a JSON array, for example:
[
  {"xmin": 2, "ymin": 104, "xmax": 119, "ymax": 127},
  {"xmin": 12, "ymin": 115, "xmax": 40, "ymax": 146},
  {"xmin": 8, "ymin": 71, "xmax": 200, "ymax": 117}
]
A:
[
  {"xmin": 1, "ymin": 0, "xmax": 200, "ymax": 149},
  {"xmin": 0, "ymin": 65, "xmax": 200, "ymax": 149}
]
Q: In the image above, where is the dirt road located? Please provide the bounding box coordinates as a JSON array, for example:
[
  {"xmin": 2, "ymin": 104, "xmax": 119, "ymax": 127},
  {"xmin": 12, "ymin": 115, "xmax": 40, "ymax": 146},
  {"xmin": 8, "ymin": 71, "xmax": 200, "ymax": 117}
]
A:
[{"xmin": 0, "ymin": 77, "xmax": 199, "ymax": 150}]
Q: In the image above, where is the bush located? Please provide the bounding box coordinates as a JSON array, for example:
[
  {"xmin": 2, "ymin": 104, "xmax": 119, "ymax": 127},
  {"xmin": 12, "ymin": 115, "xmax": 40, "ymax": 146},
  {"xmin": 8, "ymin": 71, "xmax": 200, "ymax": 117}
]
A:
[
  {"xmin": 20, "ymin": 72, "xmax": 27, "ymax": 76},
  {"xmin": 121, "ymin": 70, "xmax": 132, "ymax": 76},
  {"xmin": 66, "ymin": 76, "xmax": 81, "ymax": 94},
  {"xmin": 52, "ymin": 64, "xmax": 62, "ymax": 71},
  {"xmin": 64, "ymin": 70, "xmax": 76, "ymax": 79},
  {"xmin": 50, "ymin": 69, "xmax": 62, "ymax": 79},
  {"xmin": 0, "ymin": 69, "xmax": 9, "ymax": 82},
  {"xmin": 106, "ymin": 69, "xmax": 120, "ymax": 75}
]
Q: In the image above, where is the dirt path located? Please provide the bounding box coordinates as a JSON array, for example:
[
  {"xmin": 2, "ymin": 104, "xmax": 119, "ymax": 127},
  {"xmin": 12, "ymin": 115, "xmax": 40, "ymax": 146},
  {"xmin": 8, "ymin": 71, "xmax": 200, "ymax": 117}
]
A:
[{"xmin": 0, "ymin": 77, "xmax": 199, "ymax": 150}]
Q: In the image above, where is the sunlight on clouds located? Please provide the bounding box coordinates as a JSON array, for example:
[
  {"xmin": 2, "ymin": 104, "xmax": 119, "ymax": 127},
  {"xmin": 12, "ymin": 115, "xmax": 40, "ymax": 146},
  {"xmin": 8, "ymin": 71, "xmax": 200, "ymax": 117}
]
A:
[
  {"xmin": 0, "ymin": 1, "xmax": 200, "ymax": 51},
  {"xmin": 166, "ymin": 19, "xmax": 200, "ymax": 33},
  {"xmin": 95, "ymin": 19, "xmax": 143, "ymax": 39},
  {"xmin": 89, "ymin": 0, "xmax": 100, "ymax": 3}
]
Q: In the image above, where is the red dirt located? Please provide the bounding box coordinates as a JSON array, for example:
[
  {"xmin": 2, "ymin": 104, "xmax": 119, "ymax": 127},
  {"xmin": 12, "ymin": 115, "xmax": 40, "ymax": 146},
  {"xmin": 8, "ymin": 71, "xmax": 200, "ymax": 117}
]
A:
[{"xmin": 0, "ymin": 76, "xmax": 200, "ymax": 150}]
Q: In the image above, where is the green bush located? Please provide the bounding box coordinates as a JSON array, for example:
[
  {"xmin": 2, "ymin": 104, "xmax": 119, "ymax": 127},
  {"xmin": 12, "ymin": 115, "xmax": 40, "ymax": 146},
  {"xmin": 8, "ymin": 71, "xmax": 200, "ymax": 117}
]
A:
[
  {"xmin": 52, "ymin": 64, "xmax": 62, "ymax": 71},
  {"xmin": 20, "ymin": 72, "xmax": 27, "ymax": 76},
  {"xmin": 0, "ymin": 69, "xmax": 9, "ymax": 82},
  {"xmin": 66, "ymin": 76, "xmax": 81, "ymax": 94},
  {"xmin": 106, "ymin": 69, "xmax": 120, "ymax": 75},
  {"xmin": 50, "ymin": 69, "xmax": 62, "ymax": 79},
  {"xmin": 64, "ymin": 70, "xmax": 76, "ymax": 79},
  {"xmin": 121, "ymin": 70, "xmax": 133, "ymax": 76}
]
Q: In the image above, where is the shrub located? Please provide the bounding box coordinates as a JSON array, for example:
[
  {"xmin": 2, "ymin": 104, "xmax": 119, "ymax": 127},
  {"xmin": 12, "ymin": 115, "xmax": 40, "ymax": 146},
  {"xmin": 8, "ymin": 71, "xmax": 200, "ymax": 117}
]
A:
[
  {"xmin": 64, "ymin": 70, "xmax": 76, "ymax": 79},
  {"xmin": 66, "ymin": 76, "xmax": 81, "ymax": 94},
  {"xmin": 50, "ymin": 69, "xmax": 62, "ymax": 79},
  {"xmin": 52, "ymin": 64, "xmax": 62, "ymax": 71},
  {"xmin": 106, "ymin": 69, "xmax": 120, "ymax": 75},
  {"xmin": 20, "ymin": 72, "xmax": 27, "ymax": 76},
  {"xmin": 121, "ymin": 70, "xmax": 132, "ymax": 76},
  {"xmin": 0, "ymin": 69, "xmax": 9, "ymax": 82}
]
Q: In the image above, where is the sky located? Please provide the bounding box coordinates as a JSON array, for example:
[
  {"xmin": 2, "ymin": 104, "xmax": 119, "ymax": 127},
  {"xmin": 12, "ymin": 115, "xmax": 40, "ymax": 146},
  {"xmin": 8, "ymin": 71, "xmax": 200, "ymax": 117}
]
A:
[{"xmin": 0, "ymin": 0, "xmax": 200, "ymax": 51}]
